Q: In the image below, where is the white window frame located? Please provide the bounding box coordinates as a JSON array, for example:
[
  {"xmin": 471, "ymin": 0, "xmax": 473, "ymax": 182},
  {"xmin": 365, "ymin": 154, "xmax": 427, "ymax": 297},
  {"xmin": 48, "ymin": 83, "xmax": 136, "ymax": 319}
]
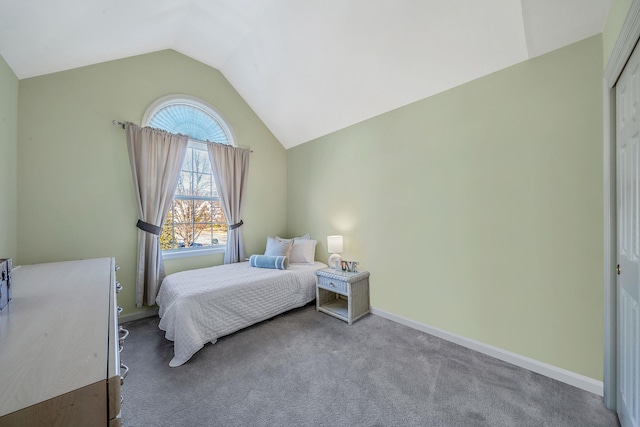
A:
[{"xmin": 142, "ymin": 94, "xmax": 236, "ymax": 260}]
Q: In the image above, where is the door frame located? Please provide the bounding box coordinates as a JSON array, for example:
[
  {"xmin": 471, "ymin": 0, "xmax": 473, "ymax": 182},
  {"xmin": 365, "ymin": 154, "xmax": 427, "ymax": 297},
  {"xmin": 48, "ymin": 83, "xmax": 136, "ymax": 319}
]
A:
[{"xmin": 603, "ymin": 0, "xmax": 640, "ymax": 409}]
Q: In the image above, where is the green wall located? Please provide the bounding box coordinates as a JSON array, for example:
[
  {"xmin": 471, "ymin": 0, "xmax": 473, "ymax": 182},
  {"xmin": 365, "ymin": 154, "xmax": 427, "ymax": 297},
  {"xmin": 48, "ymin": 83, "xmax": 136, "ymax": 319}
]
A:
[
  {"xmin": 0, "ymin": 55, "xmax": 18, "ymax": 261},
  {"xmin": 603, "ymin": 0, "xmax": 633, "ymax": 66},
  {"xmin": 287, "ymin": 36, "xmax": 604, "ymax": 380},
  {"xmin": 17, "ymin": 50, "xmax": 288, "ymax": 316}
]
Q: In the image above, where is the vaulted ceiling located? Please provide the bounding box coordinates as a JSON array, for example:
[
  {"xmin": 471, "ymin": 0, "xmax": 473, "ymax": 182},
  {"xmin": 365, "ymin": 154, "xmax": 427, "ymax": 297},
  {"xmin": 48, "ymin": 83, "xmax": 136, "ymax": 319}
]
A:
[{"xmin": 0, "ymin": 0, "xmax": 611, "ymax": 148}]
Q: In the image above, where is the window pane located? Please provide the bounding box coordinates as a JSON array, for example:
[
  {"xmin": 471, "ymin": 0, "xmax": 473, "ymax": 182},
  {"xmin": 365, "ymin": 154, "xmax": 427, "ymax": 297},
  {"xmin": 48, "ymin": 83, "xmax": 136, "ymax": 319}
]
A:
[
  {"xmin": 213, "ymin": 222, "xmax": 228, "ymax": 245},
  {"xmin": 172, "ymin": 198, "xmax": 194, "ymax": 246},
  {"xmin": 182, "ymin": 148, "xmax": 194, "ymax": 172},
  {"xmin": 212, "ymin": 179, "xmax": 219, "ymax": 198},
  {"xmin": 160, "ymin": 202, "xmax": 177, "ymax": 250},
  {"xmin": 194, "ymin": 224, "xmax": 214, "ymax": 247},
  {"xmin": 194, "ymin": 200, "xmax": 210, "ymax": 224},
  {"xmin": 211, "ymin": 201, "xmax": 225, "ymax": 224},
  {"xmin": 194, "ymin": 172, "xmax": 213, "ymax": 197},
  {"xmin": 212, "ymin": 201, "xmax": 227, "ymax": 245},
  {"xmin": 173, "ymin": 223, "xmax": 194, "ymax": 247},
  {"xmin": 192, "ymin": 148, "xmax": 210, "ymax": 174},
  {"xmin": 175, "ymin": 171, "xmax": 192, "ymax": 196}
]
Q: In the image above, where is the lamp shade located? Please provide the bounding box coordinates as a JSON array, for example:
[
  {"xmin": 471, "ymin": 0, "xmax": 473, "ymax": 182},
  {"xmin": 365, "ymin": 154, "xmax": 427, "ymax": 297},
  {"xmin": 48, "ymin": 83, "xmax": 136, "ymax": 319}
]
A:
[{"xmin": 327, "ymin": 235, "xmax": 343, "ymax": 253}]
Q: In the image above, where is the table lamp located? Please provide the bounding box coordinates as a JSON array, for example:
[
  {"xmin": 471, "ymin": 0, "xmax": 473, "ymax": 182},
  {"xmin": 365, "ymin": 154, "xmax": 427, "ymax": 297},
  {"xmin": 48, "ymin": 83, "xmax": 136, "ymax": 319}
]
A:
[{"xmin": 327, "ymin": 235, "xmax": 343, "ymax": 271}]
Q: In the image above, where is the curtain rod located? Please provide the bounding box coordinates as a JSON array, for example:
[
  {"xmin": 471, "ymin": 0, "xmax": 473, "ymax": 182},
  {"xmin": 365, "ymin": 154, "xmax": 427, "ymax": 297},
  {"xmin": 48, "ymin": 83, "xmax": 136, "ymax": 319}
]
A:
[{"xmin": 112, "ymin": 120, "xmax": 252, "ymax": 152}]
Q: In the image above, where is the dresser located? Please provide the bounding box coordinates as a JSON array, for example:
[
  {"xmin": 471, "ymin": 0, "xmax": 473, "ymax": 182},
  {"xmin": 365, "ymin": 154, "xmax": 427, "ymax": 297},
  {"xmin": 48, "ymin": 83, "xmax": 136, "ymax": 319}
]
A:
[{"xmin": 0, "ymin": 258, "xmax": 122, "ymax": 426}]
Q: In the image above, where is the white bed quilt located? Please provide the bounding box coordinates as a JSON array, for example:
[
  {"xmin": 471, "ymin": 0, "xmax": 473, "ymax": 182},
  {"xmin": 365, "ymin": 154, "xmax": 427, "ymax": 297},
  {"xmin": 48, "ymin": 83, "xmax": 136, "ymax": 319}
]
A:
[{"xmin": 157, "ymin": 261, "xmax": 326, "ymax": 367}]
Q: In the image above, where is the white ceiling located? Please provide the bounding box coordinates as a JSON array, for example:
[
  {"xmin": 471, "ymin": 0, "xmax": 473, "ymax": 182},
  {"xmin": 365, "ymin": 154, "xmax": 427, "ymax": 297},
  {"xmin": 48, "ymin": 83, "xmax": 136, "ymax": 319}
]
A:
[{"xmin": 0, "ymin": 0, "xmax": 611, "ymax": 148}]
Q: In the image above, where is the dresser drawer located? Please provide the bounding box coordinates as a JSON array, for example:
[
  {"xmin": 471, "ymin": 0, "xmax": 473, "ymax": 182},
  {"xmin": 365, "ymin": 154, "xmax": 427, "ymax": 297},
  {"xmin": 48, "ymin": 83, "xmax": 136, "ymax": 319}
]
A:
[{"xmin": 317, "ymin": 275, "xmax": 347, "ymax": 294}]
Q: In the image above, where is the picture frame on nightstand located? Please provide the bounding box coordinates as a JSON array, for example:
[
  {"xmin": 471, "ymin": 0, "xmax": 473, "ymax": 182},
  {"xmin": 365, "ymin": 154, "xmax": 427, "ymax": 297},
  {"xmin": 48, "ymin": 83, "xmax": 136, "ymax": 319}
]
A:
[{"xmin": 339, "ymin": 260, "xmax": 359, "ymax": 273}]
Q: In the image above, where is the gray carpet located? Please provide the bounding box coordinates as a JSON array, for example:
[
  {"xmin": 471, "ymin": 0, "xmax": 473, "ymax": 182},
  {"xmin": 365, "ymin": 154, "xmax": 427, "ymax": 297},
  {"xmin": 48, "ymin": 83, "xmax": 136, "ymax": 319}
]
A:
[{"xmin": 119, "ymin": 304, "xmax": 619, "ymax": 427}]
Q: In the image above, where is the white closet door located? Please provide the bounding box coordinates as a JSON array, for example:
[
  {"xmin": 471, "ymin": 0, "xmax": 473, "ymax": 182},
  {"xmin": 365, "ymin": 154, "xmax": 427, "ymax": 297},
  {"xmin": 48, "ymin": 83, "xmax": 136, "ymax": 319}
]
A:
[{"xmin": 616, "ymin": 38, "xmax": 640, "ymax": 427}]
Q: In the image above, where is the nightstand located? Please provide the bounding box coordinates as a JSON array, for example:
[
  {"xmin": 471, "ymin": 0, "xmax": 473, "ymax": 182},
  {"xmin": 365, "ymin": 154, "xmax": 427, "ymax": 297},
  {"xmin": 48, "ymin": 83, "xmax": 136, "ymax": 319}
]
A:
[{"xmin": 316, "ymin": 268, "xmax": 370, "ymax": 324}]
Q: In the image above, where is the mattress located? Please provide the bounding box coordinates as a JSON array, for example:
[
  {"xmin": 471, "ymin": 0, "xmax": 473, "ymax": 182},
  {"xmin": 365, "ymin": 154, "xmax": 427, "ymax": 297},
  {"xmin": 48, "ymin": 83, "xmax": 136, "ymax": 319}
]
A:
[{"xmin": 157, "ymin": 261, "xmax": 326, "ymax": 367}]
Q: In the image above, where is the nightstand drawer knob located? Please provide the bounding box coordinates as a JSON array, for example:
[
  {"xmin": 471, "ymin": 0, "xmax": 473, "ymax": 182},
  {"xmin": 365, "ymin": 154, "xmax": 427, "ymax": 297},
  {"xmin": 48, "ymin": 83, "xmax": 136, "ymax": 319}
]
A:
[{"xmin": 329, "ymin": 282, "xmax": 336, "ymax": 288}]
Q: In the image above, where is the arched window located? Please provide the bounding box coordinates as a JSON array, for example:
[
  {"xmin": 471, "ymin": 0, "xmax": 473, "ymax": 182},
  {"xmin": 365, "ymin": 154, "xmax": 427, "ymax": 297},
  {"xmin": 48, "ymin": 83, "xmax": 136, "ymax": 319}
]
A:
[{"xmin": 143, "ymin": 95, "xmax": 235, "ymax": 257}]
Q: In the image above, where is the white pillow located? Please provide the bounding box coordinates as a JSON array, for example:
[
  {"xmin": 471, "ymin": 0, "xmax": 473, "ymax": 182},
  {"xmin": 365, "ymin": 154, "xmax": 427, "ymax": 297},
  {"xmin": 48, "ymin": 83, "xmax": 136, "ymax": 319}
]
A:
[
  {"xmin": 288, "ymin": 239, "xmax": 317, "ymax": 264},
  {"xmin": 275, "ymin": 233, "xmax": 310, "ymax": 242},
  {"xmin": 264, "ymin": 237, "xmax": 293, "ymax": 258}
]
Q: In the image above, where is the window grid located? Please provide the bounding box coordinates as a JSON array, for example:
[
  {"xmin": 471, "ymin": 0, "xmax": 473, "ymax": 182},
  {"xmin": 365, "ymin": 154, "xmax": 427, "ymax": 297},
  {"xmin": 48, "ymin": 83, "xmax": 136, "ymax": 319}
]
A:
[
  {"xmin": 162, "ymin": 145, "xmax": 228, "ymax": 250},
  {"xmin": 146, "ymin": 97, "xmax": 233, "ymax": 253}
]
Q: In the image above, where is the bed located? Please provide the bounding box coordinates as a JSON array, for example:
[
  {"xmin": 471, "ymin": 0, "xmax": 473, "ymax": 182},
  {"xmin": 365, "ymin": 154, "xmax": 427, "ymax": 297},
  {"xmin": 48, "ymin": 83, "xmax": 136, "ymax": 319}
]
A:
[{"xmin": 157, "ymin": 260, "xmax": 326, "ymax": 367}]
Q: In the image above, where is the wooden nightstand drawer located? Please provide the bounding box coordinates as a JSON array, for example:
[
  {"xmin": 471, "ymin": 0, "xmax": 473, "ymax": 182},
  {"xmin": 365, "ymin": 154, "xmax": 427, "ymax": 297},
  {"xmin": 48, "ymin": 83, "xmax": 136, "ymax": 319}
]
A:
[{"xmin": 317, "ymin": 275, "xmax": 347, "ymax": 294}]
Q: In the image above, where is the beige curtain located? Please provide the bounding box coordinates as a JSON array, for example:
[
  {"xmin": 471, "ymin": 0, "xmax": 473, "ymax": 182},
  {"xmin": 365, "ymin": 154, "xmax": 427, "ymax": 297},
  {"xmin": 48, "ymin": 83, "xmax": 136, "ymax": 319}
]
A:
[
  {"xmin": 126, "ymin": 123, "xmax": 189, "ymax": 307},
  {"xmin": 207, "ymin": 143, "xmax": 250, "ymax": 264}
]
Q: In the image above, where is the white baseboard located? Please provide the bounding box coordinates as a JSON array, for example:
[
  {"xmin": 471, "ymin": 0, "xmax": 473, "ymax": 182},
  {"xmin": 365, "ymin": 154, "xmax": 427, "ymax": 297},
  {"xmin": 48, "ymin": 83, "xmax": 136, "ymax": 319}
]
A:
[
  {"xmin": 119, "ymin": 307, "xmax": 159, "ymax": 324},
  {"xmin": 370, "ymin": 306, "xmax": 603, "ymax": 396}
]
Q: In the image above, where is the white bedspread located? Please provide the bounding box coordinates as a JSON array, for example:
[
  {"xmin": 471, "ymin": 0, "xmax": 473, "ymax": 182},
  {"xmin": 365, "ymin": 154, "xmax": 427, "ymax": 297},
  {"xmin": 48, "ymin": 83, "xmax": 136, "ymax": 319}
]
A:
[{"xmin": 157, "ymin": 261, "xmax": 326, "ymax": 367}]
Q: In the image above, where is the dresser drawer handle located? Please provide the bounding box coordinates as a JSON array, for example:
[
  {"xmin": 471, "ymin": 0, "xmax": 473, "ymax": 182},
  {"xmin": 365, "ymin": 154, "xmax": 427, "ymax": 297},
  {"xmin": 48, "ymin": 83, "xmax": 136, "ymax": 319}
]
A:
[
  {"xmin": 120, "ymin": 363, "xmax": 129, "ymax": 385},
  {"xmin": 118, "ymin": 327, "xmax": 129, "ymax": 348},
  {"xmin": 328, "ymin": 281, "xmax": 336, "ymax": 288},
  {"xmin": 118, "ymin": 327, "xmax": 129, "ymax": 341},
  {"xmin": 116, "ymin": 281, "xmax": 123, "ymax": 293}
]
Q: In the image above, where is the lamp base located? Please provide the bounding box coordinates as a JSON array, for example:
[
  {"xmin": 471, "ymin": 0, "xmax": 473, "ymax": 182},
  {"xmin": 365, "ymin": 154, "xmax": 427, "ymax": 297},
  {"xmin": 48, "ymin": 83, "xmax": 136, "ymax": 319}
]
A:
[{"xmin": 328, "ymin": 253, "xmax": 342, "ymax": 271}]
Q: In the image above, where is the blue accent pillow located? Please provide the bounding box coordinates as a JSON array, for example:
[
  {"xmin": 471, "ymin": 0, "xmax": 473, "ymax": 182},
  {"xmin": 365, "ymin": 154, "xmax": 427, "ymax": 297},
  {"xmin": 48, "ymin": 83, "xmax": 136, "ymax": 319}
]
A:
[{"xmin": 249, "ymin": 254, "xmax": 289, "ymax": 270}]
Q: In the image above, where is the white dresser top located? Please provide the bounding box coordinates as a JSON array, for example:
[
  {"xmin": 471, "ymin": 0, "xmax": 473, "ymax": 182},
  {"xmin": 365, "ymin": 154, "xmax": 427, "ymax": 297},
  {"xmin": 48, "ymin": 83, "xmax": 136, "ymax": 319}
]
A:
[{"xmin": 0, "ymin": 258, "xmax": 114, "ymax": 416}]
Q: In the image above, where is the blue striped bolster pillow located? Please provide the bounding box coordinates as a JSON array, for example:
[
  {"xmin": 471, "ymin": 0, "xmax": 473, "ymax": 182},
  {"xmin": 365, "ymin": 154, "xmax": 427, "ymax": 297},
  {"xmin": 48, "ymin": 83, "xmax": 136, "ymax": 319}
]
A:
[{"xmin": 249, "ymin": 254, "xmax": 289, "ymax": 270}]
